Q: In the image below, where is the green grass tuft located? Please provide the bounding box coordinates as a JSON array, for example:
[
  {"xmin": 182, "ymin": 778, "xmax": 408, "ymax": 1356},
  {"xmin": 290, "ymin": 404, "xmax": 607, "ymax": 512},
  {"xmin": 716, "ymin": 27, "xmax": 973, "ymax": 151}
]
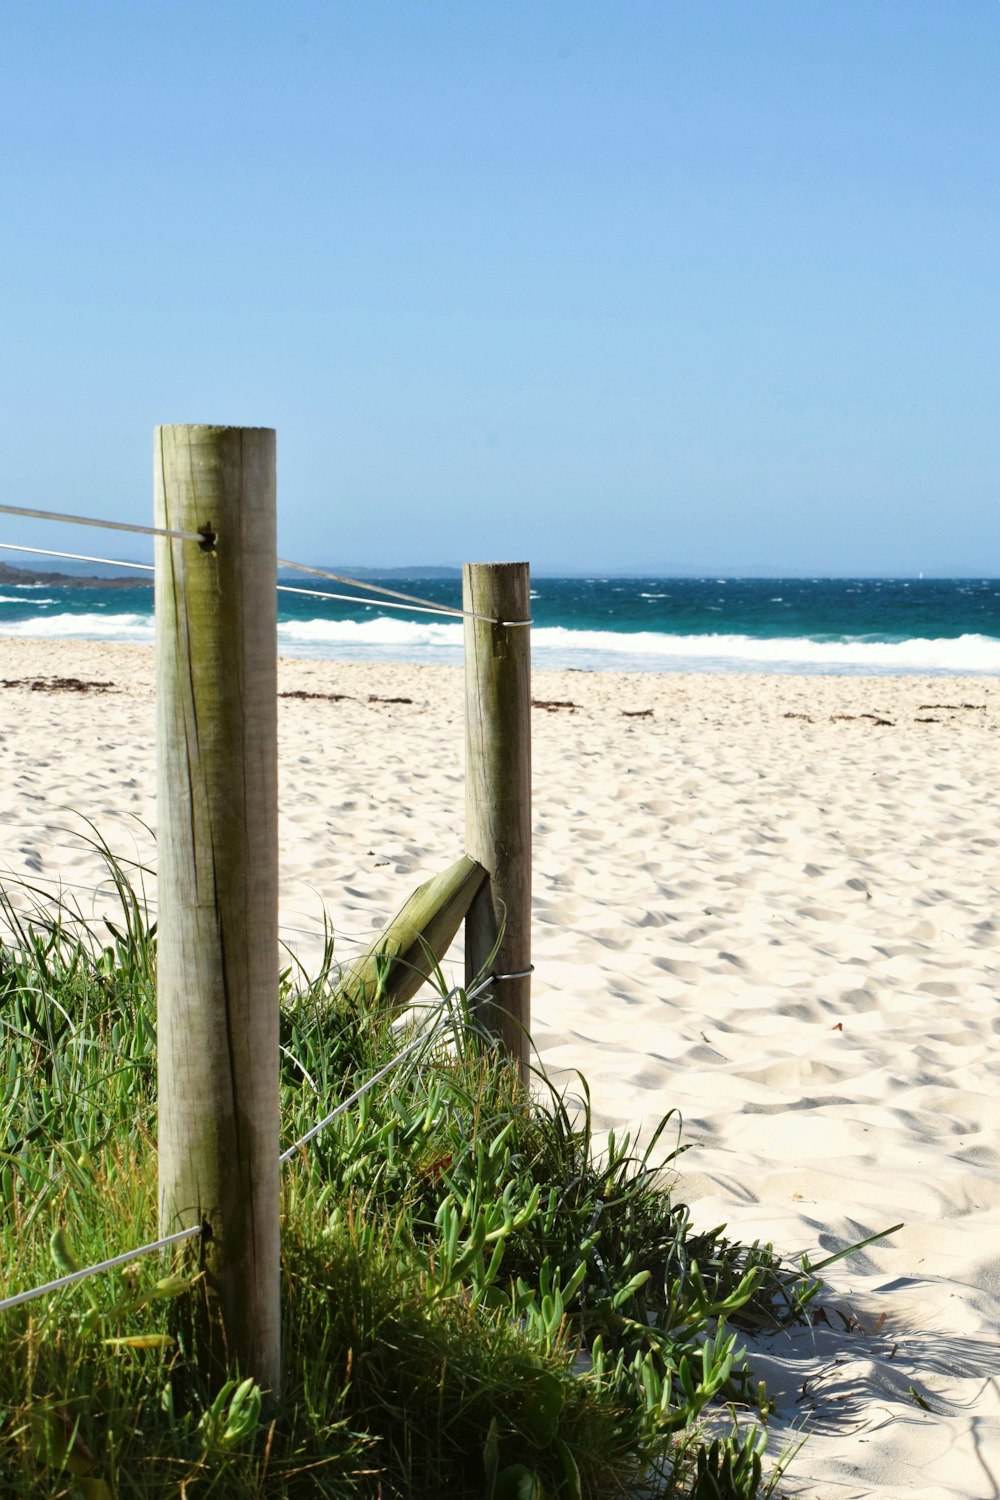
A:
[{"xmin": 0, "ymin": 856, "xmax": 816, "ymax": 1497}]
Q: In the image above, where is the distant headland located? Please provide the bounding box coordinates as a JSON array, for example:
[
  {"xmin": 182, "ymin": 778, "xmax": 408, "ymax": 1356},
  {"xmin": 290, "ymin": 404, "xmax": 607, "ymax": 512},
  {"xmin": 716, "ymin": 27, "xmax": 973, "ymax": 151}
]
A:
[{"xmin": 0, "ymin": 560, "xmax": 150, "ymax": 589}]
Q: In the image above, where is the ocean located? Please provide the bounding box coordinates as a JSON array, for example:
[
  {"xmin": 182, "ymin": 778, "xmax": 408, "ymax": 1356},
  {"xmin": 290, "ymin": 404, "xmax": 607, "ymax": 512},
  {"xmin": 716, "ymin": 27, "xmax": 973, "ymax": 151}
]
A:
[{"xmin": 2, "ymin": 574, "xmax": 1000, "ymax": 675}]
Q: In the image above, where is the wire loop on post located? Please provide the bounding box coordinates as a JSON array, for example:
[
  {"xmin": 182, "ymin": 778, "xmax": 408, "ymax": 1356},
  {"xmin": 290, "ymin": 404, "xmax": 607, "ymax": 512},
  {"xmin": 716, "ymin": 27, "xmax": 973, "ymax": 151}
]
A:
[{"xmin": 464, "ymin": 966, "xmax": 536, "ymax": 1008}]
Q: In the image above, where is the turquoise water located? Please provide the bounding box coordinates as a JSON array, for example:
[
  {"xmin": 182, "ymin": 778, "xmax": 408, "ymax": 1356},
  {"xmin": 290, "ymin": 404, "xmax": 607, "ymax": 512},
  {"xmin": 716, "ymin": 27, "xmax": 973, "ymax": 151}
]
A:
[{"xmin": 2, "ymin": 574, "xmax": 1000, "ymax": 674}]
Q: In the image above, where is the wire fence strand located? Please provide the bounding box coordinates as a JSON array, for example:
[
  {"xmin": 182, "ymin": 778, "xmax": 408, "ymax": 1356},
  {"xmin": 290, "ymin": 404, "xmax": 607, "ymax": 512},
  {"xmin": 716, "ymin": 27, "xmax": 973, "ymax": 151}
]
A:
[
  {"xmin": 0, "ymin": 501, "xmax": 533, "ymax": 626},
  {"xmin": 0, "ymin": 542, "xmax": 155, "ymax": 573},
  {"xmin": 0, "ymin": 502, "xmax": 208, "ymax": 544},
  {"xmin": 278, "ymin": 560, "xmax": 472, "ymax": 619},
  {"xmin": 0, "ymin": 1225, "xmax": 202, "ymax": 1315},
  {"xmin": 278, "ymin": 1030, "xmax": 432, "ymax": 1162},
  {"xmin": 278, "ymin": 583, "xmax": 465, "ymax": 621},
  {"xmin": 278, "ymin": 558, "xmax": 532, "ymax": 628}
]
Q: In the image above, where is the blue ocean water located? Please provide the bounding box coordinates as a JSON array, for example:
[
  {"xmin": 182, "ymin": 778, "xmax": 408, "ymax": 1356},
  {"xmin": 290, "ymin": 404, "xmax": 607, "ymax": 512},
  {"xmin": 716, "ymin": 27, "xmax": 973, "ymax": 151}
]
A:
[{"xmin": 2, "ymin": 574, "xmax": 1000, "ymax": 674}]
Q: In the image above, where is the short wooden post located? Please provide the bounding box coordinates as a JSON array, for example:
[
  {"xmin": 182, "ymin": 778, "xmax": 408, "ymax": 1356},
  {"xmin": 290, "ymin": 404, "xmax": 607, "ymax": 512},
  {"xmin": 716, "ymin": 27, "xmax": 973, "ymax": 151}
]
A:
[
  {"xmin": 342, "ymin": 854, "xmax": 487, "ymax": 1012},
  {"xmin": 463, "ymin": 562, "xmax": 532, "ymax": 1081},
  {"xmin": 155, "ymin": 425, "xmax": 280, "ymax": 1394}
]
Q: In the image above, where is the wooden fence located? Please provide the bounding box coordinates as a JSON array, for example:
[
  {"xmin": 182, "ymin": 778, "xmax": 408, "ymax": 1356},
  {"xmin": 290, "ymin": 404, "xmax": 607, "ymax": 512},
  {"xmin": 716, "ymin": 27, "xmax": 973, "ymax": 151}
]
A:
[{"xmin": 153, "ymin": 424, "xmax": 532, "ymax": 1396}]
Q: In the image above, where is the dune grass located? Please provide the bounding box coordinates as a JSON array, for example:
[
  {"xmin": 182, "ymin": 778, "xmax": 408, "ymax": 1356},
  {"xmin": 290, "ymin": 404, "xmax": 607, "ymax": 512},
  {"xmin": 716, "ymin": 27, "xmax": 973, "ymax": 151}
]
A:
[{"xmin": 0, "ymin": 860, "xmax": 817, "ymax": 1498}]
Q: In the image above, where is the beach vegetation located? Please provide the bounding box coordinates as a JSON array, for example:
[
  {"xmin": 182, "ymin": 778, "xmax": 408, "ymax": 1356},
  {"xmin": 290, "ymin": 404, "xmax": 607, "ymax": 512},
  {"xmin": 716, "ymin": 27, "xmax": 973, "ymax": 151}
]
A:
[{"xmin": 0, "ymin": 857, "xmax": 817, "ymax": 1497}]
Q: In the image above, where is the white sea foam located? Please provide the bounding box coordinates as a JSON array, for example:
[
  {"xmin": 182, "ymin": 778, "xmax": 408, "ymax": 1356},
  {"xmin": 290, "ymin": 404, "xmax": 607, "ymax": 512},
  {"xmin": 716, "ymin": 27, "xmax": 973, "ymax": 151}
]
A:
[
  {"xmin": 4, "ymin": 608, "xmax": 1000, "ymax": 674},
  {"xmin": 527, "ymin": 626, "xmax": 1000, "ymax": 674},
  {"xmin": 277, "ymin": 614, "xmax": 462, "ymax": 663},
  {"xmin": 0, "ymin": 612, "xmax": 153, "ymax": 643},
  {"xmin": 278, "ymin": 616, "xmax": 1000, "ymax": 674},
  {"xmin": 280, "ymin": 615, "xmax": 460, "ymax": 648}
]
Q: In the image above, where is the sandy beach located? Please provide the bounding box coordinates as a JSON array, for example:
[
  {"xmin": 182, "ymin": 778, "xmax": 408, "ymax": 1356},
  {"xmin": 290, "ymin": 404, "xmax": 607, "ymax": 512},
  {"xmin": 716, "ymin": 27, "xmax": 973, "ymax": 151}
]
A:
[{"xmin": 2, "ymin": 636, "xmax": 999, "ymax": 1498}]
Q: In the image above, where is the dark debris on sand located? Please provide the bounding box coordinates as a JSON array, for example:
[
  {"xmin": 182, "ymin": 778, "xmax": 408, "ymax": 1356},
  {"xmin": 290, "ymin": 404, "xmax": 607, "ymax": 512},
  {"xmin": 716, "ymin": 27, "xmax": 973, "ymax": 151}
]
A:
[{"xmin": 1, "ymin": 677, "xmax": 116, "ymax": 693}]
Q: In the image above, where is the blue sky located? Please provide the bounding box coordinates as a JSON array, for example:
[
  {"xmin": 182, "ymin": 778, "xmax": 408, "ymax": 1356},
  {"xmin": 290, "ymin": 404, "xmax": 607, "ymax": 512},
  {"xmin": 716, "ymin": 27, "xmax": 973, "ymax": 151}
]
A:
[{"xmin": 1, "ymin": 1, "xmax": 997, "ymax": 575}]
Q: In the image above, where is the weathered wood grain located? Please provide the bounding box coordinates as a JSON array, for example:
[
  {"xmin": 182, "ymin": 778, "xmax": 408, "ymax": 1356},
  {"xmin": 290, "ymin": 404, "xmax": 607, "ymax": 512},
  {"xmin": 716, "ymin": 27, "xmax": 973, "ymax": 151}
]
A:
[
  {"xmin": 155, "ymin": 424, "xmax": 280, "ymax": 1394},
  {"xmin": 463, "ymin": 562, "xmax": 532, "ymax": 1080}
]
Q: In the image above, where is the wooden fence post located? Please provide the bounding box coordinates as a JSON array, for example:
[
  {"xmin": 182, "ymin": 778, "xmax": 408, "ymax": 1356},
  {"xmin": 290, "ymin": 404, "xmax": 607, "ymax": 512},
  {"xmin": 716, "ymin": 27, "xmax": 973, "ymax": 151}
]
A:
[
  {"xmin": 155, "ymin": 425, "xmax": 280, "ymax": 1395},
  {"xmin": 463, "ymin": 562, "xmax": 532, "ymax": 1081}
]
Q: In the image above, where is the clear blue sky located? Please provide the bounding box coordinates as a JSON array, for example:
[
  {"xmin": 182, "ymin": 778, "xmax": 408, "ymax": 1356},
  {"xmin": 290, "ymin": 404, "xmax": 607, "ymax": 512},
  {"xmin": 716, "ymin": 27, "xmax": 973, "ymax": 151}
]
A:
[{"xmin": 1, "ymin": 1, "xmax": 997, "ymax": 575}]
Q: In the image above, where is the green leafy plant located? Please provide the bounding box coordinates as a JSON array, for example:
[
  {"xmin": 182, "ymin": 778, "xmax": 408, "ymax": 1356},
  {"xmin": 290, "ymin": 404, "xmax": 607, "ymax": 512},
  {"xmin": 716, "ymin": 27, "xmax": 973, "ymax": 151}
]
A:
[{"xmin": 0, "ymin": 854, "xmax": 848, "ymax": 1496}]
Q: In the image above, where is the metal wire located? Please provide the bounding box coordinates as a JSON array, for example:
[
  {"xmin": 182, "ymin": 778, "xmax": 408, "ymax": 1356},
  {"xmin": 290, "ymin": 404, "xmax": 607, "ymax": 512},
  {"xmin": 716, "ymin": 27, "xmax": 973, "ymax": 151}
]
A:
[
  {"xmin": 0, "ymin": 502, "xmax": 207, "ymax": 544},
  {"xmin": 0, "ymin": 1224, "xmax": 202, "ymax": 1315},
  {"xmin": 2, "ymin": 533, "xmax": 531, "ymax": 630},
  {"xmin": 277, "ymin": 558, "xmax": 532, "ymax": 628},
  {"xmin": 279, "ymin": 1031, "xmax": 429, "ymax": 1162},
  {"xmin": 2, "ymin": 543, "xmax": 532, "ymax": 627},
  {"xmin": 461, "ymin": 968, "xmax": 534, "ymax": 1005},
  {"xmin": 0, "ymin": 542, "xmax": 154, "ymax": 573},
  {"xmin": 279, "ymin": 560, "xmax": 469, "ymax": 618},
  {"xmin": 0, "ymin": 501, "xmax": 533, "ymax": 628},
  {"xmin": 278, "ymin": 583, "xmax": 465, "ymax": 621},
  {"xmin": 278, "ymin": 961, "xmax": 533, "ymax": 1167}
]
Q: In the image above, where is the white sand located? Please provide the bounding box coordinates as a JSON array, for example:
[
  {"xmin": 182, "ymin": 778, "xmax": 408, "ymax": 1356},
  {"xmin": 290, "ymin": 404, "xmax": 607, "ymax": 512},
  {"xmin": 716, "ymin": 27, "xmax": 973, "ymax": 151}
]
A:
[{"xmin": 2, "ymin": 637, "xmax": 1000, "ymax": 1497}]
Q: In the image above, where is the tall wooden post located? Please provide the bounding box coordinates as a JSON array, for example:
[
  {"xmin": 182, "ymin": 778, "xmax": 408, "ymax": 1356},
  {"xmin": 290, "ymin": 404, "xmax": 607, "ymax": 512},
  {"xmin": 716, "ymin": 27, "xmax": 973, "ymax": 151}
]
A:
[
  {"xmin": 155, "ymin": 425, "xmax": 280, "ymax": 1394},
  {"xmin": 463, "ymin": 562, "xmax": 532, "ymax": 1082}
]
